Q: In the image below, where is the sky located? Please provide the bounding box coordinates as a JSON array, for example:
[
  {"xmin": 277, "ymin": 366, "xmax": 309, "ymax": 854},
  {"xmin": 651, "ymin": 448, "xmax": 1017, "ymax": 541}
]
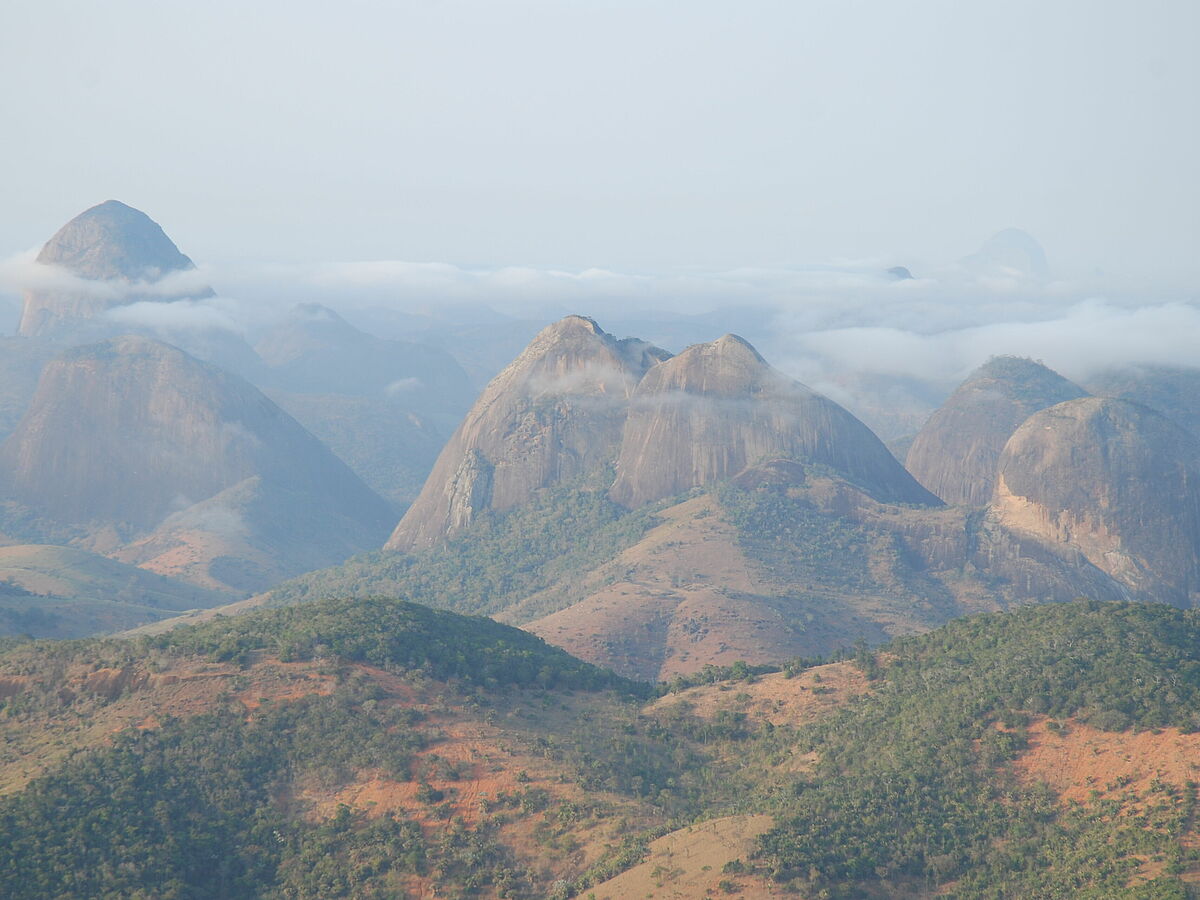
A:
[{"xmin": 2, "ymin": 0, "xmax": 1197, "ymax": 282}]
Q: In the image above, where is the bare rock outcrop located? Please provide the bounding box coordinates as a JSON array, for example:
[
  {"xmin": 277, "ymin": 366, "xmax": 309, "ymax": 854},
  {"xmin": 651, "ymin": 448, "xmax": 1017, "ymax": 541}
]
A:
[
  {"xmin": 386, "ymin": 315, "xmax": 669, "ymax": 551},
  {"xmin": 906, "ymin": 356, "xmax": 1088, "ymax": 506},
  {"xmin": 990, "ymin": 397, "xmax": 1200, "ymax": 603},
  {"xmin": 18, "ymin": 200, "xmax": 208, "ymax": 337},
  {"xmin": 609, "ymin": 334, "xmax": 939, "ymax": 508}
]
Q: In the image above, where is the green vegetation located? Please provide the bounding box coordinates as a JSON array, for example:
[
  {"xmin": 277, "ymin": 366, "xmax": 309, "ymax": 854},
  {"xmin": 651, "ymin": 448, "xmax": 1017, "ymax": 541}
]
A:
[
  {"xmin": 144, "ymin": 595, "xmax": 641, "ymax": 694},
  {"xmin": 755, "ymin": 600, "xmax": 1200, "ymax": 897},
  {"xmin": 716, "ymin": 482, "xmax": 876, "ymax": 591},
  {"xmin": 5, "ymin": 595, "xmax": 1200, "ymax": 897},
  {"xmin": 0, "ymin": 683, "xmax": 500, "ymax": 899},
  {"xmin": 269, "ymin": 480, "xmax": 659, "ymax": 621}
]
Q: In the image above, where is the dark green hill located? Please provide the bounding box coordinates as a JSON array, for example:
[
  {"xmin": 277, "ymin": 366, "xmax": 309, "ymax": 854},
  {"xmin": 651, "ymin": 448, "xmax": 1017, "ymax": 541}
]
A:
[
  {"xmin": 3, "ymin": 598, "xmax": 1200, "ymax": 897},
  {"xmin": 753, "ymin": 600, "xmax": 1200, "ymax": 897}
]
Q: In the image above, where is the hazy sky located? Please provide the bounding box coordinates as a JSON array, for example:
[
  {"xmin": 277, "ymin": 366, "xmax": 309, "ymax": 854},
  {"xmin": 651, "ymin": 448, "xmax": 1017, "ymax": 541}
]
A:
[{"xmin": 2, "ymin": 0, "xmax": 1197, "ymax": 281}]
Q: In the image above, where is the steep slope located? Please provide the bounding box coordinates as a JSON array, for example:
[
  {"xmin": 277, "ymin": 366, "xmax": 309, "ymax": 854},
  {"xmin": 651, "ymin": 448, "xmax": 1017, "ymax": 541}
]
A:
[
  {"xmin": 0, "ymin": 336, "xmax": 394, "ymax": 592},
  {"xmin": 609, "ymin": 334, "xmax": 938, "ymax": 508},
  {"xmin": 991, "ymin": 396, "xmax": 1200, "ymax": 603},
  {"xmin": 387, "ymin": 315, "xmax": 669, "ymax": 551},
  {"xmin": 18, "ymin": 200, "xmax": 207, "ymax": 337},
  {"xmin": 905, "ymin": 356, "xmax": 1088, "ymax": 506}
]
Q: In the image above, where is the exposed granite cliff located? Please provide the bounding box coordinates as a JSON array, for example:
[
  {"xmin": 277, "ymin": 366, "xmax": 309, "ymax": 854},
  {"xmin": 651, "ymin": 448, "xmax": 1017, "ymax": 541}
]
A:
[
  {"xmin": 386, "ymin": 315, "xmax": 669, "ymax": 551},
  {"xmin": 609, "ymin": 334, "xmax": 939, "ymax": 508},
  {"xmin": 905, "ymin": 356, "xmax": 1088, "ymax": 506},
  {"xmin": 18, "ymin": 200, "xmax": 208, "ymax": 337},
  {"xmin": 991, "ymin": 397, "xmax": 1200, "ymax": 603}
]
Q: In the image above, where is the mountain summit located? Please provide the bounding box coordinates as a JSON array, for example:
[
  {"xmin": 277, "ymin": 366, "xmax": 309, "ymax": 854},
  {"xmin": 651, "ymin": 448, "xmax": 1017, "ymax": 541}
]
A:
[
  {"xmin": 906, "ymin": 356, "xmax": 1088, "ymax": 505},
  {"xmin": 386, "ymin": 315, "xmax": 669, "ymax": 551},
  {"xmin": 610, "ymin": 333, "xmax": 939, "ymax": 508},
  {"xmin": 18, "ymin": 200, "xmax": 207, "ymax": 337}
]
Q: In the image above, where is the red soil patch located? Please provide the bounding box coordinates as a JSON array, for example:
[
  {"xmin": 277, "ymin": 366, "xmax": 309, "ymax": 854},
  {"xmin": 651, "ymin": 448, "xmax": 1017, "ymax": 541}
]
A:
[
  {"xmin": 645, "ymin": 661, "xmax": 870, "ymax": 728},
  {"xmin": 1015, "ymin": 718, "xmax": 1200, "ymax": 804}
]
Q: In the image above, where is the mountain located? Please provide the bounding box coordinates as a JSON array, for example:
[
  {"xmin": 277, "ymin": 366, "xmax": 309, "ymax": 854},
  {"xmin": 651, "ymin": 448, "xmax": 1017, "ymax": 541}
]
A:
[
  {"xmin": 386, "ymin": 315, "xmax": 669, "ymax": 552},
  {"xmin": 256, "ymin": 303, "xmax": 472, "ymax": 404},
  {"xmin": 0, "ymin": 336, "xmax": 394, "ymax": 593},
  {"xmin": 18, "ymin": 200, "xmax": 208, "ymax": 337},
  {"xmin": 992, "ymin": 396, "xmax": 1200, "ymax": 604},
  {"xmin": 1087, "ymin": 362, "xmax": 1200, "ymax": 438},
  {"xmin": 905, "ymin": 356, "xmax": 1089, "ymax": 505},
  {"xmin": 1, "ymin": 598, "xmax": 1198, "ymax": 897},
  {"xmin": 960, "ymin": 227, "xmax": 1051, "ymax": 279},
  {"xmin": 609, "ymin": 333, "xmax": 939, "ymax": 508},
  {"xmin": 256, "ymin": 303, "xmax": 474, "ymax": 505}
]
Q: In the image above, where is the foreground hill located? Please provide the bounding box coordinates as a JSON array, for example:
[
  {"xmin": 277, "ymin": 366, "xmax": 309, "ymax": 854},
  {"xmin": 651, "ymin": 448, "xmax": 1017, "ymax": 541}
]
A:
[
  {"xmin": 0, "ymin": 336, "xmax": 395, "ymax": 593},
  {"xmin": 1, "ymin": 599, "xmax": 1199, "ymax": 897}
]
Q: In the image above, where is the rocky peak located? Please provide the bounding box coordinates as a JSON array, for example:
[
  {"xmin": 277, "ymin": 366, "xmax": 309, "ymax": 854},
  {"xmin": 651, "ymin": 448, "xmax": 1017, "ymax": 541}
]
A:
[
  {"xmin": 906, "ymin": 356, "xmax": 1088, "ymax": 506},
  {"xmin": 19, "ymin": 201, "xmax": 208, "ymax": 337},
  {"xmin": 991, "ymin": 397, "xmax": 1200, "ymax": 602},
  {"xmin": 609, "ymin": 335, "xmax": 939, "ymax": 509},
  {"xmin": 385, "ymin": 316, "xmax": 670, "ymax": 552},
  {"xmin": 34, "ymin": 200, "xmax": 195, "ymax": 281}
]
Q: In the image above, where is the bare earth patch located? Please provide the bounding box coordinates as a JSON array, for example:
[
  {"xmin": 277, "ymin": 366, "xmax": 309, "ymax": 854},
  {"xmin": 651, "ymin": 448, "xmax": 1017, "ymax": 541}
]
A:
[
  {"xmin": 1014, "ymin": 718, "xmax": 1200, "ymax": 805},
  {"xmin": 589, "ymin": 814, "xmax": 783, "ymax": 899}
]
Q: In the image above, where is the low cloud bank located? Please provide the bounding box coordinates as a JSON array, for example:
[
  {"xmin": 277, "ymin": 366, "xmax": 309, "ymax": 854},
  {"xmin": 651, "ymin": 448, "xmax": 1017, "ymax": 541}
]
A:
[{"xmin": 3, "ymin": 250, "xmax": 1196, "ymax": 399}]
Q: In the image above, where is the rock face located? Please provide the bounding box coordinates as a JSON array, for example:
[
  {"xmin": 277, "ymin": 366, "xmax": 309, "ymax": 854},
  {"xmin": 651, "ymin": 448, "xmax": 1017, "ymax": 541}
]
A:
[
  {"xmin": 991, "ymin": 397, "xmax": 1200, "ymax": 603},
  {"xmin": 18, "ymin": 200, "xmax": 207, "ymax": 337},
  {"xmin": 609, "ymin": 334, "xmax": 939, "ymax": 508},
  {"xmin": 386, "ymin": 315, "xmax": 669, "ymax": 551},
  {"xmin": 906, "ymin": 357, "xmax": 1088, "ymax": 506},
  {"xmin": 0, "ymin": 336, "xmax": 394, "ymax": 591}
]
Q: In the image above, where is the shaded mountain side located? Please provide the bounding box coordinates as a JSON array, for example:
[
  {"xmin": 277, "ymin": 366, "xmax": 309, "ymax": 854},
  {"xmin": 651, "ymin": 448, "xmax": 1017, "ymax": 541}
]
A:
[
  {"xmin": 0, "ymin": 336, "xmax": 394, "ymax": 594},
  {"xmin": 905, "ymin": 356, "xmax": 1088, "ymax": 506},
  {"xmin": 0, "ymin": 336, "xmax": 393, "ymax": 532},
  {"xmin": 266, "ymin": 390, "xmax": 449, "ymax": 506},
  {"xmin": 387, "ymin": 315, "xmax": 669, "ymax": 552},
  {"xmin": 1087, "ymin": 362, "xmax": 1200, "ymax": 438},
  {"xmin": 609, "ymin": 334, "xmax": 939, "ymax": 509},
  {"xmin": 113, "ymin": 476, "xmax": 395, "ymax": 594},
  {"xmin": 237, "ymin": 461, "xmax": 1134, "ymax": 682},
  {"xmin": 0, "ymin": 339, "xmax": 57, "ymax": 443},
  {"xmin": 992, "ymin": 396, "xmax": 1200, "ymax": 603},
  {"xmin": 0, "ymin": 544, "xmax": 225, "ymax": 639},
  {"xmin": 267, "ymin": 477, "xmax": 661, "ymax": 618}
]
